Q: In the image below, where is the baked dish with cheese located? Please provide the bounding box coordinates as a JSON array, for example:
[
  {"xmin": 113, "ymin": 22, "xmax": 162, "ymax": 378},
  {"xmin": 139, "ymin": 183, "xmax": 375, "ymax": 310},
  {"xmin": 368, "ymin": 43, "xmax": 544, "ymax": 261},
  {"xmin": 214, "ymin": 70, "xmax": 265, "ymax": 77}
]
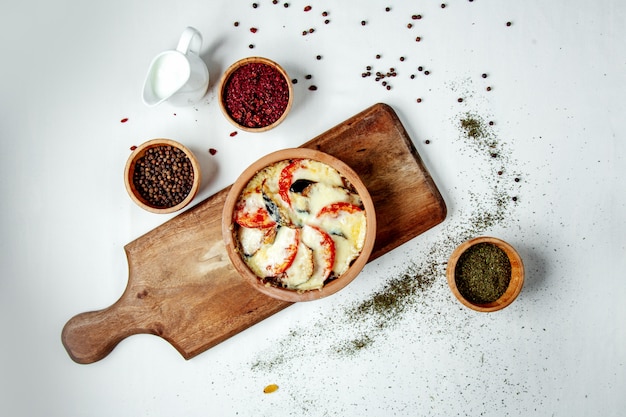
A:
[{"xmin": 232, "ymin": 158, "xmax": 367, "ymax": 291}]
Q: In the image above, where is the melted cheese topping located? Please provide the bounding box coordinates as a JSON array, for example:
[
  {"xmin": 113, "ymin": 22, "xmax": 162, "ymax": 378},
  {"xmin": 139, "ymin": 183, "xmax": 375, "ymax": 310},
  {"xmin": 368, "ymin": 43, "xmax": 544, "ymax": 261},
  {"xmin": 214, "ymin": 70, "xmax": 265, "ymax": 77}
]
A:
[{"xmin": 234, "ymin": 158, "xmax": 367, "ymax": 291}]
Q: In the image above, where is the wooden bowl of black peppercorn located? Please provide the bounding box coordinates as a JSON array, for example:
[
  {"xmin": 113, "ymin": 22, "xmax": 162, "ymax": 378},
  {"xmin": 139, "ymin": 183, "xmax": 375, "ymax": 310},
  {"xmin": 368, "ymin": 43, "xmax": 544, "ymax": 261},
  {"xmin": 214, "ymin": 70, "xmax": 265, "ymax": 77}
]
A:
[{"xmin": 124, "ymin": 138, "xmax": 201, "ymax": 214}]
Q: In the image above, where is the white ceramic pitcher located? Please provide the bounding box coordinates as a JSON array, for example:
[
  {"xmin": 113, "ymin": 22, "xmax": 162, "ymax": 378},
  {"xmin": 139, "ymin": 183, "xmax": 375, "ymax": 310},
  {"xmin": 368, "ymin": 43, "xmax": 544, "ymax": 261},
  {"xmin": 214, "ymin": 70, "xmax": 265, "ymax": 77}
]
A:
[{"xmin": 142, "ymin": 27, "xmax": 209, "ymax": 107}]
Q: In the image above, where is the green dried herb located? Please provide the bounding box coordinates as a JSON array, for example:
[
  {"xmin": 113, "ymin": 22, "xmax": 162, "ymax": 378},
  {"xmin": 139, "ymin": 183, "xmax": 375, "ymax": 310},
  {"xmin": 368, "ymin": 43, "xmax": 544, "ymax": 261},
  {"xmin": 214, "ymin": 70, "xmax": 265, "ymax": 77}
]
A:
[
  {"xmin": 460, "ymin": 116, "xmax": 485, "ymax": 139},
  {"xmin": 454, "ymin": 243, "xmax": 511, "ymax": 303}
]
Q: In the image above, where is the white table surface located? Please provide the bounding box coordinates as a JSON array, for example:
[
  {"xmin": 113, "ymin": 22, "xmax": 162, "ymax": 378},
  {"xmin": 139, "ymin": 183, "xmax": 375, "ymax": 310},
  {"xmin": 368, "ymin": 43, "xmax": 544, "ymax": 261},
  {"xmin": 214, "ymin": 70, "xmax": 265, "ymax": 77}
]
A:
[{"xmin": 1, "ymin": 1, "xmax": 624, "ymax": 416}]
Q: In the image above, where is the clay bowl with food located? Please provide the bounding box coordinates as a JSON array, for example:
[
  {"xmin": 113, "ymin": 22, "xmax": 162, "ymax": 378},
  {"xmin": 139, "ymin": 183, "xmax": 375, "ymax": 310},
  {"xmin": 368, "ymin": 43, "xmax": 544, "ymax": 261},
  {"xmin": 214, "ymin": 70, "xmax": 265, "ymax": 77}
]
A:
[
  {"xmin": 446, "ymin": 236, "xmax": 524, "ymax": 312},
  {"xmin": 218, "ymin": 57, "xmax": 293, "ymax": 132},
  {"xmin": 124, "ymin": 138, "xmax": 201, "ymax": 214},
  {"xmin": 222, "ymin": 148, "xmax": 376, "ymax": 302}
]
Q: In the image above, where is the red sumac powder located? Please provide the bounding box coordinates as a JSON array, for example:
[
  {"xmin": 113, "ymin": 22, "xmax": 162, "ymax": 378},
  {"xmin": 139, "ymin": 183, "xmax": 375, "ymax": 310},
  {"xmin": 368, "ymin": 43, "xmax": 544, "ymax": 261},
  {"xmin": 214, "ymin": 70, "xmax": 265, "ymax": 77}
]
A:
[{"xmin": 223, "ymin": 63, "xmax": 289, "ymax": 128}]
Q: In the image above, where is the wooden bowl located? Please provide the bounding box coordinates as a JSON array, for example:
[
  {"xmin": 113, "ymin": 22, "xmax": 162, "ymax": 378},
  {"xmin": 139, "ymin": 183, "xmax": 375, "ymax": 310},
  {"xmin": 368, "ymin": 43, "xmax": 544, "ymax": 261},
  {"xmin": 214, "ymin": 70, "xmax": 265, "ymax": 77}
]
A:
[
  {"xmin": 218, "ymin": 57, "xmax": 293, "ymax": 132},
  {"xmin": 222, "ymin": 148, "xmax": 376, "ymax": 302},
  {"xmin": 446, "ymin": 236, "xmax": 524, "ymax": 312},
  {"xmin": 124, "ymin": 138, "xmax": 201, "ymax": 214}
]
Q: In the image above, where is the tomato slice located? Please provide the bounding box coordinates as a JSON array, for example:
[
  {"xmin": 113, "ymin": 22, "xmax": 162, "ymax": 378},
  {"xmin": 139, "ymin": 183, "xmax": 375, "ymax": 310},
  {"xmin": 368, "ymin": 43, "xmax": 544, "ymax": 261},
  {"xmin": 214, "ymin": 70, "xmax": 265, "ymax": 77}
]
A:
[
  {"xmin": 316, "ymin": 202, "xmax": 363, "ymax": 218},
  {"xmin": 298, "ymin": 225, "xmax": 336, "ymax": 289},
  {"xmin": 234, "ymin": 193, "xmax": 276, "ymax": 228},
  {"xmin": 278, "ymin": 159, "xmax": 304, "ymax": 207}
]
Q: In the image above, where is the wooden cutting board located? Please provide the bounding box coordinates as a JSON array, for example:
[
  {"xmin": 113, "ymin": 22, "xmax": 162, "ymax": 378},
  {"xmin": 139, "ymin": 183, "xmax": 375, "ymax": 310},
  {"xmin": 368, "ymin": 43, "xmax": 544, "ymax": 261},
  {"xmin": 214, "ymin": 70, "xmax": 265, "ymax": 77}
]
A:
[{"xmin": 61, "ymin": 103, "xmax": 447, "ymax": 364}]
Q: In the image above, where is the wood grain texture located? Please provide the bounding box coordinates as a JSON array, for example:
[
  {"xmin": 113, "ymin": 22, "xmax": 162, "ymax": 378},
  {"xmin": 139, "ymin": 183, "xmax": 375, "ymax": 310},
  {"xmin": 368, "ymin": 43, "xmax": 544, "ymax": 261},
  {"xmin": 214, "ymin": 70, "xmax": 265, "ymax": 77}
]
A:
[{"xmin": 61, "ymin": 103, "xmax": 446, "ymax": 364}]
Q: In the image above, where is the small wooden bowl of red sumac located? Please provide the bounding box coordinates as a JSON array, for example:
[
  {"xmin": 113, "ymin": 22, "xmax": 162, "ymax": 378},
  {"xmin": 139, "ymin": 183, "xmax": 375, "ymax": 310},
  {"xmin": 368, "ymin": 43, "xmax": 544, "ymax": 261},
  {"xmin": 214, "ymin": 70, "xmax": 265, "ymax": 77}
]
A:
[
  {"xmin": 124, "ymin": 138, "xmax": 201, "ymax": 214},
  {"xmin": 218, "ymin": 57, "xmax": 293, "ymax": 132}
]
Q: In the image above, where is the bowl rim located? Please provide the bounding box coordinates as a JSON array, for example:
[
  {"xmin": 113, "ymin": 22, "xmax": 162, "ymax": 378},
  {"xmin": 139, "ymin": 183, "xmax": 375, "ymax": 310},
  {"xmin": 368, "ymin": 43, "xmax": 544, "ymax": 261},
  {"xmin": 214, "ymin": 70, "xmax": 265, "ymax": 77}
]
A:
[
  {"xmin": 217, "ymin": 56, "xmax": 293, "ymax": 133},
  {"xmin": 222, "ymin": 148, "xmax": 377, "ymax": 302},
  {"xmin": 124, "ymin": 138, "xmax": 201, "ymax": 214},
  {"xmin": 446, "ymin": 236, "xmax": 524, "ymax": 312}
]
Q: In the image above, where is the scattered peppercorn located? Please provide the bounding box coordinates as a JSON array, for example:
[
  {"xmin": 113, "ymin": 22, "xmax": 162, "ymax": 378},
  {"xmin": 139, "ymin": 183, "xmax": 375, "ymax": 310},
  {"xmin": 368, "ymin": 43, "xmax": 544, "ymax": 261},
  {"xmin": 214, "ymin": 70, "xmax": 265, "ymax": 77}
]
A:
[
  {"xmin": 506, "ymin": 21, "xmax": 512, "ymax": 26},
  {"xmin": 512, "ymin": 196, "xmax": 518, "ymax": 201},
  {"xmin": 407, "ymin": 23, "xmax": 413, "ymax": 28},
  {"xmin": 292, "ymin": 78, "xmax": 298, "ymax": 84},
  {"xmin": 250, "ymin": 27, "xmax": 258, "ymax": 33},
  {"xmin": 376, "ymin": 54, "xmax": 381, "ymax": 59},
  {"xmin": 482, "ymin": 73, "xmax": 488, "ymax": 78},
  {"xmin": 425, "ymin": 139, "xmax": 430, "ymax": 144},
  {"xmin": 441, "ymin": 3, "xmax": 446, "ymax": 8},
  {"xmin": 486, "ymin": 86, "xmax": 492, "ymax": 91},
  {"xmin": 230, "ymin": 131, "xmax": 238, "ymax": 137},
  {"xmin": 130, "ymin": 145, "xmax": 137, "ymax": 151},
  {"xmin": 415, "ymin": 36, "xmax": 422, "ymax": 42},
  {"xmin": 308, "ymin": 85, "xmax": 317, "ymax": 91},
  {"xmin": 309, "ymin": 28, "xmax": 315, "ymax": 33},
  {"xmin": 489, "ymin": 121, "xmax": 495, "ymax": 126},
  {"xmin": 304, "ymin": 5, "xmax": 311, "ymax": 12},
  {"xmin": 305, "ymin": 74, "xmax": 312, "ymax": 79},
  {"xmin": 458, "ymin": 98, "xmax": 463, "ymax": 103},
  {"xmin": 418, "ymin": 66, "xmax": 423, "ymax": 71},
  {"xmin": 249, "ymin": 44, "xmax": 254, "ymax": 49},
  {"xmin": 514, "ymin": 177, "xmax": 520, "ymax": 182},
  {"xmin": 234, "ymin": 21, "xmax": 239, "ymax": 27},
  {"xmin": 361, "ymin": 20, "xmax": 367, "ymax": 26},
  {"xmin": 325, "ymin": 19, "xmax": 330, "ymax": 24},
  {"xmin": 410, "ymin": 74, "xmax": 415, "ymax": 79},
  {"xmin": 252, "ymin": 2, "xmax": 258, "ymax": 8},
  {"xmin": 386, "ymin": 7, "xmax": 391, "ymax": 12},
  {"xmin": 209, "ymin": 148, "xmax": 217, "ymax": 155},
  {"xmin": 322, "ymin": 11, "xmax": 328, "ymax": 16},
  {"xmin": 424, "ymin": 70, "xmax": 430, "ymax": 75},
  {"xmin": 316, "ymin": 55, "xmax": 322, "ymax": 60},
  {"xmin": 416, "ymin": 98, "xmax": 422, "ymax": 103},
  {"xmin": 284, "ymin": 2, "xmax": 289, "ymax": 7}
]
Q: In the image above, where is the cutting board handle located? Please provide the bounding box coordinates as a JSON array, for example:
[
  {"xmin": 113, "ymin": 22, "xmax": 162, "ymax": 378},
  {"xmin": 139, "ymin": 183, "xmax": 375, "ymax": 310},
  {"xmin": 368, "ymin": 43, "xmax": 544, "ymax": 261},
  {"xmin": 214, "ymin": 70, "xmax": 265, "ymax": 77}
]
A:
[{"xmin": 61, "ymin": 302, "xmax": 152, "ymax": 364}]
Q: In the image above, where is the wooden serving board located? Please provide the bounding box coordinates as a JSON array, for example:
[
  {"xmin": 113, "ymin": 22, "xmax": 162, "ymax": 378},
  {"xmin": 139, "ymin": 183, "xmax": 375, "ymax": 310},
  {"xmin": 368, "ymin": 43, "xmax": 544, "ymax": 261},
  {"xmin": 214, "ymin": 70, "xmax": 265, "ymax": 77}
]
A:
[{"xmin": 62, "ymin": 103, "xmax": 447, "ymax": 364}]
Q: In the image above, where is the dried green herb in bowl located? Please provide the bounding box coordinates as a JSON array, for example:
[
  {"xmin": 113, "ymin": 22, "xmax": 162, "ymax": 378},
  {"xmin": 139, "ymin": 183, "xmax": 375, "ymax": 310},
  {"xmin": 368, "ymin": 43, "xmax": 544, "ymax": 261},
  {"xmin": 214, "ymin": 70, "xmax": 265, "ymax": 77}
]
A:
[{"xmin": 446, "ymin": 236, "xmax": 524, "ymax": 312}]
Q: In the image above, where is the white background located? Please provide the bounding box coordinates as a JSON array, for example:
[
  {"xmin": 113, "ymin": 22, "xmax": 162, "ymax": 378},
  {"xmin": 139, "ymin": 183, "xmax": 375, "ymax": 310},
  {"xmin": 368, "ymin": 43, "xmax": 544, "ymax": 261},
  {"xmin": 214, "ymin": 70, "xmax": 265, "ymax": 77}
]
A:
[{"xmin": 1, "ymin": 1, "xmax": 624, "ymax": 416}]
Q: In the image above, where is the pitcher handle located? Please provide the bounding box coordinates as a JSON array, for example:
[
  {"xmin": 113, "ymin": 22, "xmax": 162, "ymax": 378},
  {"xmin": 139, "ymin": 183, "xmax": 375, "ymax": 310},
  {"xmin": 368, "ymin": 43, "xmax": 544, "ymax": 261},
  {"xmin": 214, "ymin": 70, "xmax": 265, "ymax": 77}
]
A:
[{"xmin": 176, "ymin": 26, "xmax": 203, "ymax": 56}]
